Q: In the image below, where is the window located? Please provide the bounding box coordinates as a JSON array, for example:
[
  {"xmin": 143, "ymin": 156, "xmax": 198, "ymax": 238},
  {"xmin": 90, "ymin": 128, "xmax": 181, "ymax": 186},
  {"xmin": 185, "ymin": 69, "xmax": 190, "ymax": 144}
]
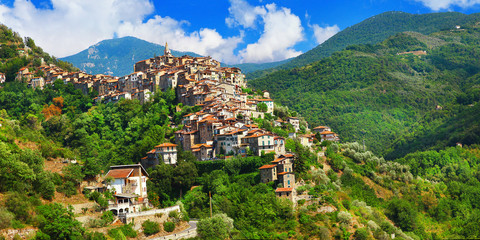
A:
[{"xmin": 288, "ymin": 180, "xmax": 290, "ymax": 185}]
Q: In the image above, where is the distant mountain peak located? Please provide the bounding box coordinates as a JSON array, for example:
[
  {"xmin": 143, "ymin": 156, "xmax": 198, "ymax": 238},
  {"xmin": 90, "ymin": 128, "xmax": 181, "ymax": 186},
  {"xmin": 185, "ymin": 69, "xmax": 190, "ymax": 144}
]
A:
[{"xmin": 60, "ymin": 36, "xmax": 201, "ymax": 77}]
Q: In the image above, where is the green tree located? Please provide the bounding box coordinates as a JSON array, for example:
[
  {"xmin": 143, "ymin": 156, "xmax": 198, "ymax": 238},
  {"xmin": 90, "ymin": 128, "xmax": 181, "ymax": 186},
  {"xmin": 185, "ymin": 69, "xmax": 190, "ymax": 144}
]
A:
[
  {"xmin": 385, "ymin": 198, "xmax": 418, "ymax": 232},
  {"xmin": 257, "ymin": 102, "xmax": 268, "ymax": 112},
  {"xmin": 36, "ymin": 203, "xmax": 84, "ymax": 239},
  {"xmin": 197, "ymin": 213, "xmax": 234, "ymax": 240}
]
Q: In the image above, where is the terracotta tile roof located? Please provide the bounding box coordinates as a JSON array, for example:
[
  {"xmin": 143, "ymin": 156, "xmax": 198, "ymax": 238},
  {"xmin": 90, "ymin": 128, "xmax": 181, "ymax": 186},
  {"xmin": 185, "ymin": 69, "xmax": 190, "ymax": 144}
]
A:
[
  {"xmin": 258, "ymin": 164, "xmax": 277, "ymax": 169},
  {"xmin": 105, "ymin": 169, "xmax": 133, "ymax": 179},
  {"xmin": 321, "ymin": 131, "xmax": 335, "ymax": 135},
  {"xmin": 278, "ymin": 172, "xmax": 288, "ymax": 175},
  {"xmin": 155, "ymin": 143, "xmax": 177, "ymax": 148},
  {"xmin": 275, "ymin": 187, "xmax": 293, "ymax": 192},
  {"xmin": 191, "ymin": 144, "xmax": 212, "ymax": 149},
  {"xmin": 282, "ymin": 154, "xmax": 295, "ymax": 158},
  {"xmin": 271, "ymin": 157, "xmax": 285, "ymax": 163}
]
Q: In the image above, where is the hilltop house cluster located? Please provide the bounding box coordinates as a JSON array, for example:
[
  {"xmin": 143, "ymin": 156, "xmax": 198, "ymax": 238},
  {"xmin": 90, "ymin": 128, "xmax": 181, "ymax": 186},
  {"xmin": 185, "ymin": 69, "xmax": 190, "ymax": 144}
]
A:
[{"xmin": 14, "ymin": 43, "xmax": 247, "ymax": 105}]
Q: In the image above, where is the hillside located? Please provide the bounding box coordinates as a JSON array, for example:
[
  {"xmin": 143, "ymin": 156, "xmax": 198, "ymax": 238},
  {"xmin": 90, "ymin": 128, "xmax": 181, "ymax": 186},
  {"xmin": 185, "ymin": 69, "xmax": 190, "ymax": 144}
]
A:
[
  {"xmin": 247, "ymin": 11, "xmax": 480, "ymax": 79},
  {"xmin": 2, "ymin": 22, "xmax": 480, "ymax": 240},
  {"xmin": 249, "ymin": 25, "xmax": 480, "ymax": 157},
  {"xmin": 0, "ymin": 25, "xmax": 77, "ymax": 82},
  {"xmin": 226, "ymin": 58, "xmax": 292, "ymax": 73},
  {"xmin": 60, "ymin": 36, "xmax": 202, "ymax": 77}
]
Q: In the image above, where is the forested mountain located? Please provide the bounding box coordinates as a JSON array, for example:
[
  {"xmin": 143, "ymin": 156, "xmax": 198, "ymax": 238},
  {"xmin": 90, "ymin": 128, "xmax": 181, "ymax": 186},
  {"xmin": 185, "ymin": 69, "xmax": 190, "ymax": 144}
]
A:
[
  {"xmin": 60, "ymin": 36, "xmax": 202, "ymax": 77},
  {"xmin": 249, "ymin": 25, "xmax": 480, "ymax": 157},
  {"xmin": 225, "ymin": 58, "xmax": 292, "ymax": 73},
  {"xmin": 247, "ymin": 11, "xmax": 480, "ymax": 79}
]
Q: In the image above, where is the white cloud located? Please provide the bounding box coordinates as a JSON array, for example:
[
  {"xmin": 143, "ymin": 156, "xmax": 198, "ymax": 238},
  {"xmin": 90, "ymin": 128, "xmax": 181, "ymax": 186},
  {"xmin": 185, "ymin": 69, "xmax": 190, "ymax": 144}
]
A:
[
  {"xmin": 225, "ymin": 0, "xmax": 266, "ymax": 28},
  {"xmin": 238, "ymin": 3, "xmax": 304, "ymax": 63},
  {"xmin": 117, "ymin": 16, "xmax": 244, "ymax": 63},
  {"xmin": 0, "ymin": 0, "xmax": 304, "ymax": 64},
  {"xmin": 311, "ymin": 24, "xmax": 340, "ymax": 44},
  {"xmin": 414, "ymin": 0, "xmax": 480, "ymax": 10},
  {"xmin": 0, "ymin": 0, "xmax": 154, "ymax": 57}
]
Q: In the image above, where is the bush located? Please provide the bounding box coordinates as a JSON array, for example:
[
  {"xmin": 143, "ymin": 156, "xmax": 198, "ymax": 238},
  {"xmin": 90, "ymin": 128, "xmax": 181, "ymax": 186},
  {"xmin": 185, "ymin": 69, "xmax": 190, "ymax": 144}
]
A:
[
  {"xmin": 354, "ymin": 228, "xmax": 370, "ymax": 240},
  {"xmin": 337, "ymin": 211, "xmax": 352, "ymax": 225},
  {"xmin": 142, "ymin": 220, "xmax": 160, "ymax": 236},
  {"xmin": 101, "ymin": 211, "xmax": 114, "ymax": 225},
  {"xmin": 0, "ymin": 208, "xmax": 14, "ymax": 229},
  {"xmin": 118, "ymin": 223, "xmax": 137, "ymax": 238},
  {"xmin": 163, "ymin": 221, "xmax": 175, "ymax": 232}
]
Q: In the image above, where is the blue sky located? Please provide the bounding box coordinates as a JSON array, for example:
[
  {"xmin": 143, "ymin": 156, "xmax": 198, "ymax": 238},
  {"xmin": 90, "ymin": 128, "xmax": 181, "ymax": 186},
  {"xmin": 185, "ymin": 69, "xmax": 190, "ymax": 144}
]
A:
[{"xmin": 1, "ymin": 0, "xmax": 480, "ymax": 64}]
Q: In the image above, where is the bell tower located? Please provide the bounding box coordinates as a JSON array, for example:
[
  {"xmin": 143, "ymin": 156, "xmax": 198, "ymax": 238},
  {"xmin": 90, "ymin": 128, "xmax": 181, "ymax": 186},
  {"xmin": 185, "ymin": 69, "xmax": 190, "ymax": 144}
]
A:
[{"xmin": 164, "ymin": 42, "xmax": 172, "ymax": 56}]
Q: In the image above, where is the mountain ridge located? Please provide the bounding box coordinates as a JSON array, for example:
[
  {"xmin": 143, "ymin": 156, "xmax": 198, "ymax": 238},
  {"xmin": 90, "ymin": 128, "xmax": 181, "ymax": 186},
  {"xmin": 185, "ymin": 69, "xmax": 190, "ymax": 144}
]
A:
[
  {"xmin": 60, "ymin": 36, "xmax": 202, "ymax": 77},
  {"xmin": 247, "ymin": 11, "xmax": 480, "ymax": 79},
  {"xmin": 248, "ymin": 24, "xmax": 480, "ymax": 158}
]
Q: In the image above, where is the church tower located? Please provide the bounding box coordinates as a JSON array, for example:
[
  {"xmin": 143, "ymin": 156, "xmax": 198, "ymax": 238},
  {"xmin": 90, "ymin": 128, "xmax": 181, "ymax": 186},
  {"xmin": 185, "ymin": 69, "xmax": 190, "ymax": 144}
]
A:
[{"xmin": 164, "ymin": 42, "xmax": 172, "ymax": 56}]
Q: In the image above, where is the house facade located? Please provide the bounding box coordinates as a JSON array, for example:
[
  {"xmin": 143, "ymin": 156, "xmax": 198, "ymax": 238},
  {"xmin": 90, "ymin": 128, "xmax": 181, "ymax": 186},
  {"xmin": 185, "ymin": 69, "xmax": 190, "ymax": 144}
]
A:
[{"xmin": 105, "ymin": 164, "xmax": 149, "ymax": 215}]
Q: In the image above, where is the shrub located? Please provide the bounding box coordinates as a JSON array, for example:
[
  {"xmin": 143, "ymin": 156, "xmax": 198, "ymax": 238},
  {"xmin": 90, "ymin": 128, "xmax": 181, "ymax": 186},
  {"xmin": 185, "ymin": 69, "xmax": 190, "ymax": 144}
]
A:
[
  {"xmin": 337, "ymin": 211, "xmax": 352, "ymax": 225},
  {"xmin": 0, "ymin": 208, "xmax": 14, "ymax": 229},
  {"xmin": 87, "ymin": 219, "xmax": 106, "ymax": 228},
  {"xmin": 318, "ymin": 226, "xmax": 331, "ymax": 239},
  {"xmin": 118, "ymin": 223, "xmax": 137, "ymax": 238},
  {"xmin": 342, "ymin": 199, "xmax": 351, "ymax": 210},
  {"xmin": 354, "ymin": 228, "xmax": 370, "ymax": 240},
  {"xmin": 107, "ymin": 228, "xmax": 125, "ymax": 240},
  {"xmin": 101, "ymin": 211, "xmax": 114, "ymax": 225},
  {"xmin": 367, "ymin": 220, "xmax": 380, "ymax": 231},
  {"xmin": 142, "ymin": 220, "xmax": 160, "ymax": 236},
  {"xmin": 163, "ymin": 221, "xmax": 175, "ymax": 232}
]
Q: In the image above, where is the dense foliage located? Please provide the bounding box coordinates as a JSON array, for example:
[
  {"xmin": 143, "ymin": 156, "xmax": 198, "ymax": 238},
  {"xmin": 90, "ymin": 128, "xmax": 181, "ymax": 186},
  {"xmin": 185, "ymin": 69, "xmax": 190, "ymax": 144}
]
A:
[
  {"xmin": 247, "ymin": 11, "xmax": 480, "ymax": 79},
  {"xmin": 250, "ymin": 25, "xmax": 480, "ymax": 158}
]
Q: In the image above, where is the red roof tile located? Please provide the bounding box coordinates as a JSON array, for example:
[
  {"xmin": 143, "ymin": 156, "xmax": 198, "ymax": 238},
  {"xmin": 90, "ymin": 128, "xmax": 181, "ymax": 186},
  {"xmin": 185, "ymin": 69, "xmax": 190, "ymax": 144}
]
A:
[
  {"xmin": 275, "ymin": 188, "xmax": 293, "ymax": 192},
  {"xmin": 258, "ymin": 164, "xmax": 277, "ymax": 169},
  {"xmin": 155, "ymin": 143, "xmax": 177, "ymax": 148},
  {"xmin": 105, "ymin": 169, "xmax": 133, "ymax": 179}
]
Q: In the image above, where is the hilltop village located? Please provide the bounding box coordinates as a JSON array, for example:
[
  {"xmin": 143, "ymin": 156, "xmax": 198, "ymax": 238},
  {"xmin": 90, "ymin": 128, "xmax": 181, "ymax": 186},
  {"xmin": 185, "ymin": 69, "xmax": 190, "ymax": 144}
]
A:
[{"xmin": 14, "ymin": 43, "xmax": 340, "ymax": 203}]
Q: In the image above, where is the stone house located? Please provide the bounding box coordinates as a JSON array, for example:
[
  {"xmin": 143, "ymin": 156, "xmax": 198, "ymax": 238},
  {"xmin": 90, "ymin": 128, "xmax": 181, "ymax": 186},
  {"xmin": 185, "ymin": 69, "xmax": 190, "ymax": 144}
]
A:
[
  {"xmin": 275, "ymin": 188, "xmax": 295, "ymax": 201},
  {"xmin": 191, "ymin": 143, "xmax": 214, "ymax": 160},
  {"xmin": 259, "ymin": 164, "xmax": 278, "ymax": 183},
  {"xmin": 287, "ymin": 117, "xmax": 300, "ymax": 132}
]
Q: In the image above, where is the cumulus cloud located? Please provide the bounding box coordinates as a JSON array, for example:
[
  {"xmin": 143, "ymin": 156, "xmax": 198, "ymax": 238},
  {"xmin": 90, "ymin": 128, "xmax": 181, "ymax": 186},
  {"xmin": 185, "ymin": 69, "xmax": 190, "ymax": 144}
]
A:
[
  {"xmin": 414, "ymin": 0, "xmax": 480, "ymax": 10},
  {"xmin": 311, "ymin": 24, "xmax": 340, "ymax": 44},
  {"xmin": 225, "ymin": 0, "xmax": 266, "ymax": 28},
  {"xmin": 117, "ymin": 16, "xmax": 244, "ymax": 63},
  {"xmin": 0, "ymin": 0, "xmax": 154, "ymax": 57},
  {"xmin": 0, "ymin": 0, "xmax": 304, "ymax": 64},
  {"xmin": 238, "ymin": 3, "xmax": 304, "ymax": 63}
]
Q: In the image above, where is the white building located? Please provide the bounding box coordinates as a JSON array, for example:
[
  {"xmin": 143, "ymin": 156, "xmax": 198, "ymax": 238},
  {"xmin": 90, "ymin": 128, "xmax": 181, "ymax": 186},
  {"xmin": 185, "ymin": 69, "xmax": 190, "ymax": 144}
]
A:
[
  {"xmin": 154, "ymin": 142, "xmax": 178, "ymax": 165},
  {"xmin": 105, "ymin": 164, "xmax": 149, "ymax": 215}
]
